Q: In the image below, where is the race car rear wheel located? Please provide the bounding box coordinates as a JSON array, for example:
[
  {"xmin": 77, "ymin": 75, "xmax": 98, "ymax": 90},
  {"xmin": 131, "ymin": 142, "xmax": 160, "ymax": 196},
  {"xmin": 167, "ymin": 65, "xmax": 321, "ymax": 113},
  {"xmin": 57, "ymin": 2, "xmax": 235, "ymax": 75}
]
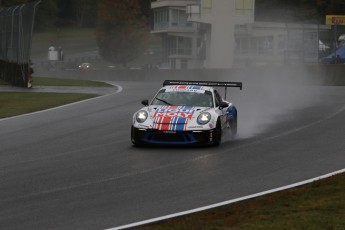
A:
[
  {"xmin": 230, "ymin": 116, "xmax": 237, "ymax": 138},
  {"xmin": 213, "ymin": 120, "xmax": 222, "ymax": 146}
]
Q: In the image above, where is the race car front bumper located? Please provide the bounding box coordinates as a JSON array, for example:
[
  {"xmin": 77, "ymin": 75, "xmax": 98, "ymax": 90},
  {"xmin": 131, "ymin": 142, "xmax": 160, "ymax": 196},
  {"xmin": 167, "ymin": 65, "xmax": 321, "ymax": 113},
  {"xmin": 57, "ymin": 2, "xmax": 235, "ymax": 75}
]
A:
[{"xmin": 131, "ymin": 126, "xmax": 216, "ymax": 145}]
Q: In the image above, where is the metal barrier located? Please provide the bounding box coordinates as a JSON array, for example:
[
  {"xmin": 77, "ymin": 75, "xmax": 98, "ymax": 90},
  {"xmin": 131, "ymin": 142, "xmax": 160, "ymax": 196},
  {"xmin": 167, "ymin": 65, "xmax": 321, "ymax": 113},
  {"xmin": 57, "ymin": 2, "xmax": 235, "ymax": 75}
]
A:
[{"xmin": 0, "ymin": 1, "xmax": 40, "ymax": 87}]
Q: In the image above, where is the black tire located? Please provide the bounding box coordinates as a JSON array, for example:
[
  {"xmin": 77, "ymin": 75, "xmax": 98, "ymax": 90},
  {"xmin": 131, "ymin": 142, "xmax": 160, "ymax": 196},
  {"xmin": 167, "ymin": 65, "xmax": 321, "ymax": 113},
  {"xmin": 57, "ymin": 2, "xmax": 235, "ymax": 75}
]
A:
[
  {"xmin": 131, "ymin": 126, "xmax": 140, "ymax": 146},
  {"xmin": 213, "ymin": 120, "xmax": 222, "ymax": 146}
]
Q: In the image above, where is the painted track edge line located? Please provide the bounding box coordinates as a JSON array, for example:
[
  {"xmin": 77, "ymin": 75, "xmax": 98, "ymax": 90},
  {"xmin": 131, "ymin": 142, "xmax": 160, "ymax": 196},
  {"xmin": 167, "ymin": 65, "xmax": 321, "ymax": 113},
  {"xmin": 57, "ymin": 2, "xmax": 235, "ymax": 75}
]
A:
[
  {"xmin": 105, "ymin": 168, "xmax": 345, "ymax": 230},
  {"xmin": 0, "ymin": 84, "xmax": 123, "ymax": 122}
]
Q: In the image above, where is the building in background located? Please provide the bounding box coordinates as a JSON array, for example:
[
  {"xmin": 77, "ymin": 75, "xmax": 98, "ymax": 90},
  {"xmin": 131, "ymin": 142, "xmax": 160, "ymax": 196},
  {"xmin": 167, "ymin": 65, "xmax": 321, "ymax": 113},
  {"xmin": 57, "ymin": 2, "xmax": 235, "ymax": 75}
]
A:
[
  {"xmin": 151, "ymin": 0, "xmax": 199, "ymax": 69},
  {"xmin": 188, "ymin": 0, "xmax": 256, "ymax": 68},
  {"xmin": 151, "ymin": 0, "xmax": 255, "ymax": 69},
  {"xmin": 234, "ymin": 22, "xmax": 331, "ymax": 66},
  {"xmin": 151, "ymin": 0, "xmax": 330, "ymax": 69}
]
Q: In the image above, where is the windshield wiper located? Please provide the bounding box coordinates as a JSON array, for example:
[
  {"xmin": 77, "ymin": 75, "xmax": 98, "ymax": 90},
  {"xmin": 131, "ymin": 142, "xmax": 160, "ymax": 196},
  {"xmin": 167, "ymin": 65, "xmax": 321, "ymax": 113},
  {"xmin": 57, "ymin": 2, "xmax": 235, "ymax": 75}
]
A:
[{"xmin": 155, "ymin": 97, "xmax": 174, "ymax": 106}]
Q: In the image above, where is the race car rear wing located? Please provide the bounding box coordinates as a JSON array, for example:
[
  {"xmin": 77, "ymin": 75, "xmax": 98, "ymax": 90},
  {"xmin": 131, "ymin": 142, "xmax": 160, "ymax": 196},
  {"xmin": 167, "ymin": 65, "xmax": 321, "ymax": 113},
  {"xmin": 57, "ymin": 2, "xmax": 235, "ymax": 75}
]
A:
[
  {"xmin": 163, "ymin": 80, "xmax": 243, "ymax": 90},
  {"xmin": 163, "ymin": 80, "xmax": 242, "ymax": 99}
]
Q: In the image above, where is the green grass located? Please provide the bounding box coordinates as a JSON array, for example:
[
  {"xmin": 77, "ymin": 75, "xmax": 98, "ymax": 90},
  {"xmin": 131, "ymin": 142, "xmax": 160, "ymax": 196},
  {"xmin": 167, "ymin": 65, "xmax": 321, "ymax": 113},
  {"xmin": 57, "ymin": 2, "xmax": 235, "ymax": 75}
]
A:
[
  {"xmin": 134, "ymin": 173, "xmax": 345, "ymax": 230},
  {"xmin": 0, "ymin": 77, "xmax": 112, "ymax": 119},
  {"xmin": 0, "ymin": 77, "xmax": 113, "ymax": 87},
  {"xmin": 31, "ymin": 27, "xmax": 162, "ymax": 68},
  {"xmin": 0, "ymin": 79, "xmax": 10, "ymax": 85},
  {"xmin": 0, "ymin": 92, "xmax": 96, "ymax": 119},
  {"xmin": 32, "ymin": 76, "xmax": 113, "ymax": 87},
  {"xmin": 31, "ymin": 28, "xmax": 97, "ymax": 59}
]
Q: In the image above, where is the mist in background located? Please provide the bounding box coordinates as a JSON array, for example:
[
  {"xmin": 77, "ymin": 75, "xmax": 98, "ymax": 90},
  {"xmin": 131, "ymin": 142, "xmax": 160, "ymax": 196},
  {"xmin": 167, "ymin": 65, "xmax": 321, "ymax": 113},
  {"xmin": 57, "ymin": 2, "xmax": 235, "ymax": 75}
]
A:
[
  {"xmin": 219, "ymin": 67, "xmax": 324, "ymax": 139},
  {"xmin": 209, "ymin": 1, "xmax": 343, "ymax": 139}
]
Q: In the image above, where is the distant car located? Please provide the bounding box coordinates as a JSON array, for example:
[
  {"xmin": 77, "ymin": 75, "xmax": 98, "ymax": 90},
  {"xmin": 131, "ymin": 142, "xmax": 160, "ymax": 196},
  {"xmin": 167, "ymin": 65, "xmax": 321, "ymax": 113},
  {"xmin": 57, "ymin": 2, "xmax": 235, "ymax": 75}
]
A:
[
  {"xmin": 78, "ymin": 62, "xmax": 93, "ymax": 70},
  {"xmin": 156, "ymin": 64, "xmax": 171, "ymax": 69},
  {"xmin": 129, "ymin": 65, "xmax": 143, "ymax": 70},
  {"xmin": 143, "ymin": 49, "xmax": 154, "ymax": 55},
  {"xmin": 131, "ymin": 80, "xmax": 242, "ymax": 146}
]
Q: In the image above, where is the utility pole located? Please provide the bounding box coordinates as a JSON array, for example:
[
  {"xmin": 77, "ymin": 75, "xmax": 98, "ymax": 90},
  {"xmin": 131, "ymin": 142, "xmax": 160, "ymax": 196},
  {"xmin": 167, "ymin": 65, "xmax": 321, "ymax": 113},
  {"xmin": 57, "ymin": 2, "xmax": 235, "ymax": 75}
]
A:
[{"xmin": 334, "ymin": 21, "xmax": 339, "ymax": 63}]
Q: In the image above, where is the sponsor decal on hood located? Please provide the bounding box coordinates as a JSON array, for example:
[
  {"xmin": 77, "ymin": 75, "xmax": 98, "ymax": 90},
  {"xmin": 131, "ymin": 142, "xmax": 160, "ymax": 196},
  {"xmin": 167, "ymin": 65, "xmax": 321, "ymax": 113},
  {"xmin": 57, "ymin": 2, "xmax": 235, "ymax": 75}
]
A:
[
  {"xmin": 154, "ymin": 106, "xmax": 195, "ymax": 118},
  {"xmin": 153, "ymin": 106, "xmax": 195, "ymax": 131}
]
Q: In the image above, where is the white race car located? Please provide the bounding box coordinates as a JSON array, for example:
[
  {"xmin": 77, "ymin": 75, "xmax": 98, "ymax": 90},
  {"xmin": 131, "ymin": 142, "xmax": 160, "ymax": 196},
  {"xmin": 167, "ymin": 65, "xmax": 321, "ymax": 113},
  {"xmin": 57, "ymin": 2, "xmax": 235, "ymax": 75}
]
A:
[{"xmin": 131, "ymin": 80, "xmax": 242, "ymax": 146}]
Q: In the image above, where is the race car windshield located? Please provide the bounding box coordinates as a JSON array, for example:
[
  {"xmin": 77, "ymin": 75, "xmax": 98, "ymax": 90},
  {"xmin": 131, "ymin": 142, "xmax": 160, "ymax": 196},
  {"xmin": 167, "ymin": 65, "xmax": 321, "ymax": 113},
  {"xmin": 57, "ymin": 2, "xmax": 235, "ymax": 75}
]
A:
[{"xmin": 151, "ymin": 90, "xmax": 214, "ymax": 107}]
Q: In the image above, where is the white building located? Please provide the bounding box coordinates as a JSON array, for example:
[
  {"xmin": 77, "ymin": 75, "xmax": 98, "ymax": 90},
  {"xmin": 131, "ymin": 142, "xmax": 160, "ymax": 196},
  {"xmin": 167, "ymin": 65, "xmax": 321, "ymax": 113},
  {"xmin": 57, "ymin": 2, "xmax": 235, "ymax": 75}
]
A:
[
  {"xmin": 234, "ymin": 22, "xmax": 331, "ymax": 66},
  {"xmin": 151, "ymin": 0, "xmax": 329, "ymax": 69}
]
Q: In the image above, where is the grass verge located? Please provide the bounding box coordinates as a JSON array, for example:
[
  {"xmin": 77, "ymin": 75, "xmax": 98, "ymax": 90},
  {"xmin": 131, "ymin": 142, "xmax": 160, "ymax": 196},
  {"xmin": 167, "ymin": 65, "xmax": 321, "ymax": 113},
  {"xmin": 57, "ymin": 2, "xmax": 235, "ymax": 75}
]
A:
[
  {"xmin": 0, "ymin": 77, "xmax": 113, "ymax": 87},
  {"xmin": 32, "ymin": 76, "xmax": 113, "ymax": 87},
  {"xmin": 0, "ymin": 77, "xmax": 112, "ymax": 119},
  {"xmin": 134, "ymin": 172, "xmax": 345, "ymax": 230},
  {"xmin": 31, "ymin": 28, "xmax": 97, "ymax": 59},
  {"xmin": 0, "ymin": 92, "xmax": 96, "ymax": 119}
]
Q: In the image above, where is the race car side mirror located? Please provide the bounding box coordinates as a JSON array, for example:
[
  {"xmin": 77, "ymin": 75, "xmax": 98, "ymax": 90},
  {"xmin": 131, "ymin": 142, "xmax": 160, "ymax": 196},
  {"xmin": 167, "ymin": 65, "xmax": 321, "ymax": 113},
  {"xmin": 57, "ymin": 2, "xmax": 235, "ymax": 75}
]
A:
[
  {"xmin": 141, "ymin": 99, "xmax": 149, "ymax": 106},
  {"xmin": 219, "ymin": 101, "xmax": 229, "ymax": 109}
]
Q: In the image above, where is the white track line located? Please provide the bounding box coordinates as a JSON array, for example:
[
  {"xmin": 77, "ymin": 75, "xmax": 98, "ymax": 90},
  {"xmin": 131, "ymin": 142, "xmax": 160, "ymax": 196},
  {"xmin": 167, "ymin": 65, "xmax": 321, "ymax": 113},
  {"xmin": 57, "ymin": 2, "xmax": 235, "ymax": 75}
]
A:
[
  {"xmin": 105, "ymin": 168, "xmax": 345, "ymax": 230},
  {"xmin": 0, "ymin": 83, "xmax": 123, "ymax": 122},
  {"xmin": 106, "ymin": 104, "xmax": 345, "ymax": 230}
]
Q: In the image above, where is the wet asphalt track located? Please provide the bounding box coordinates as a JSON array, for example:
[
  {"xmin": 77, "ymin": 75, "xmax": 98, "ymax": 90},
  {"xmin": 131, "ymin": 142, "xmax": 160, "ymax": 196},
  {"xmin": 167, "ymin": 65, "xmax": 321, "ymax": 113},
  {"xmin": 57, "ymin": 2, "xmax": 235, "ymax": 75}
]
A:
[{"xmin": 1, "ymin": 80, "xmax": 345, "ymax": 230}]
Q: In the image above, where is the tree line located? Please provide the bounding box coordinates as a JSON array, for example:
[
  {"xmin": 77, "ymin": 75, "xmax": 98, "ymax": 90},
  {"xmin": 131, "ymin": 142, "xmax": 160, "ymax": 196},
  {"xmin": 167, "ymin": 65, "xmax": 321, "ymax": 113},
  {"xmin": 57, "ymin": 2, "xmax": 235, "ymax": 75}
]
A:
[
  {"xmin": 256, "ymin": 0, "xmax": 345, "ymax": 23},
  {"xmin": 1, "ymin": 0, "xmax": 344, "ymax": 66},
  {"xmin": 0, "ymin": 0, "xmax": 151, "ymax": 31},
  {"xmin": 1, "ymin": 0, "xmax": 345, "ymax": 31}
]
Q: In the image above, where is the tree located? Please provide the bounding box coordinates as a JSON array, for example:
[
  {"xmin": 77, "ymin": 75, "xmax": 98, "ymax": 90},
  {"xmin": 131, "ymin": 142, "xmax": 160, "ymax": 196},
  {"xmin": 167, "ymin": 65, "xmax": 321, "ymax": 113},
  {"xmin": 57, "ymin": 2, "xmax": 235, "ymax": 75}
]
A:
[
  {"xmin": 138, "ymin": 0, "xmax": 153, "ymax": 26},
  {"xmin": 0, "ymin": 0, "xmax": 28, "ymax": 7},
  {"xmin": 255, "ymin": 0, "xmax": 319, "ymax": 23},
  {"xmin": 255, "ymin": 0, "xmax": 345, "ymax": 23},
  {"xmin": 34, "ymin": 0, "xmax": 58, "ymax": 31},
  {"xmin": 95, "ymin": 0, "xmax": 149, "ymax": 66},
  {"xmin": 0, "ymin": 0, "xmax": 58, "ymax": 31},
  {"xmin": 74, "ymin": 0, "xmax": 97, "ymax": 27},
  {"xmin": 56, "ymin": 0, "xmax": 97, "ymax": 27},
  {"xmin": 316, "ymin": 0, "xmax": 345, "ymax": 22}
]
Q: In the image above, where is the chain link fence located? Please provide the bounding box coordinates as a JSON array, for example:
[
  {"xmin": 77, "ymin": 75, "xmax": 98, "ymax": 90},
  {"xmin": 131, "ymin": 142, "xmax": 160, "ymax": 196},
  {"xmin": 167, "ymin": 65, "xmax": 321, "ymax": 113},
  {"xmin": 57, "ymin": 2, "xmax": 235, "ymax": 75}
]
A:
[{"xmin": 0, "ymin": 1, "xmax": 40, "ymax": 87}]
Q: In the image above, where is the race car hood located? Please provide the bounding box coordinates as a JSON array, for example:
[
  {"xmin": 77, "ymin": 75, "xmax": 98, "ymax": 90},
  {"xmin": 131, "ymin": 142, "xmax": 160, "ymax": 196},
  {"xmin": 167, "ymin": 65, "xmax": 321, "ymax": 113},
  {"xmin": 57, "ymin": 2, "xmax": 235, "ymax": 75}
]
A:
[{"xmin": 146, "ymin": 105, "xmax": 210, "ymax": 131}]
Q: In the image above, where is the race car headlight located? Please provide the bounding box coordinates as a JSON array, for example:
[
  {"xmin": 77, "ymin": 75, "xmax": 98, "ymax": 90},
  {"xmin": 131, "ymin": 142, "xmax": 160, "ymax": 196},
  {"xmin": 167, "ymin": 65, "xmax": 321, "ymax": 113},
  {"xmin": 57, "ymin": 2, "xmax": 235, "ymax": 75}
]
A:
[
  {"xmin": 136, "ymin": 110, "xmax": 148, "ymax": 123},
  {"xmin": 197, "ymin": 112, "xmax": 211, "ymax": 125}
]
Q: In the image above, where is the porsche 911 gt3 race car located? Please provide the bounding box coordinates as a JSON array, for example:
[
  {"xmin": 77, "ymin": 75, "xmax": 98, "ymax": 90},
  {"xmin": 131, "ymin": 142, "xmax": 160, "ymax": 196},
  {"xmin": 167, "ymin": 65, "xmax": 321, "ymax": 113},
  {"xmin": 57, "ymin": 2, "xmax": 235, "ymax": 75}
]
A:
[{"xmin": 131, "ymin": 80, "xmax": 242, "ymax": 146}]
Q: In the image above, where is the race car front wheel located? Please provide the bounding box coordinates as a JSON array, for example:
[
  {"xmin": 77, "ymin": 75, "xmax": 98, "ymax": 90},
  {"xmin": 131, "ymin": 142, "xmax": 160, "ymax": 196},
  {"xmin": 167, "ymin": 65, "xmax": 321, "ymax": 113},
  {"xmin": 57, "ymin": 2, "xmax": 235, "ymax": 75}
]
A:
[
  {"xmin": 213, "ymin": 120, "xmax": 222, "ymax": 146},
  {"xmin": 131, "ymin": 126, "xmax": 142, "ymax": 146}
]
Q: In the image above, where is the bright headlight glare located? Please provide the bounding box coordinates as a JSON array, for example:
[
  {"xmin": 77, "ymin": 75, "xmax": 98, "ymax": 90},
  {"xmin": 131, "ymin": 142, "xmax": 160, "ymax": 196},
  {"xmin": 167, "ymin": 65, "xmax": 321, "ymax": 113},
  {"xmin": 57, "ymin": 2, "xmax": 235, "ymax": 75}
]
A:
[
  {"xmin": 136, "ymin": 110, "xmax": 148, "ymax": 123},
  {"xmin": 197, "ymin": 112, "xmax": 211, "ymax": 125}
]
